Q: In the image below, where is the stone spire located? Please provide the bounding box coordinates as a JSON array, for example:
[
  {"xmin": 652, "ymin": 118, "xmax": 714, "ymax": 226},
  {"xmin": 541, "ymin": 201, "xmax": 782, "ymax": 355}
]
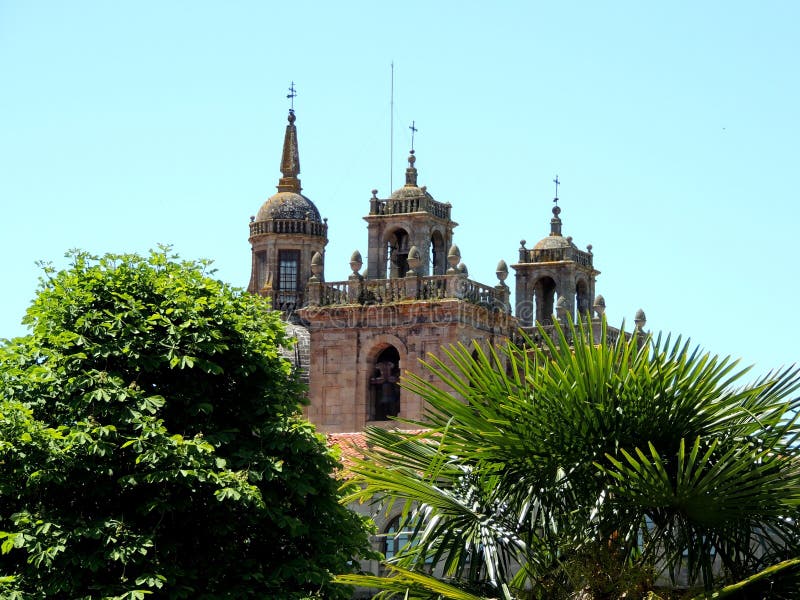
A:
[
  {"xmin": 277, "ymin": 110, "xmax": 301, "ymax": 193},
  {"xmin": 404, "ymin": 149, "xmax": 418, "ymax": 187}
]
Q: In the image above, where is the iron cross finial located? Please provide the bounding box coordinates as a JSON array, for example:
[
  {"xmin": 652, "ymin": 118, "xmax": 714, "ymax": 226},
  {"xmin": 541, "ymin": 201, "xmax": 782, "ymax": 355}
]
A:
[
  {"xmin": 409, "ymin": 120, "xmax": 418, "ymax": 151},
  {"xmin": 553, "ymin": 175, "xmax": 560, "ymax": 204},
  {"xmin": 287, "ymin": 81, "xmax": 297, "ymax": 111}
]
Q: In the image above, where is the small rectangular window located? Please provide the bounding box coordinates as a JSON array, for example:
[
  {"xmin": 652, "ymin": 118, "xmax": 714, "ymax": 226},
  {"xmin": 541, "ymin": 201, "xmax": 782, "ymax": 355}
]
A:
[{"xmin": 277, "ymin": 250, "xmax": 300, "ymax": 310}]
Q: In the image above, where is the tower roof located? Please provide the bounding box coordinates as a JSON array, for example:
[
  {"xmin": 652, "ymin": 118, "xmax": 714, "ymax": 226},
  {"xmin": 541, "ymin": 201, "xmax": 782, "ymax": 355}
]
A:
[
  {"xmin": 255, "ymin": 109, "xmax": 323, "ymax": 224},
  {"xmin": 256, "ymin": 191, "xmax": 322, "ymax": 222},
  {"xmin": 277, "ymin": 110, "xmax": 301, "ymax": 193},
  {"xmin": 516, "ymin": 191, "xmax": 594, "ymax": 271}
]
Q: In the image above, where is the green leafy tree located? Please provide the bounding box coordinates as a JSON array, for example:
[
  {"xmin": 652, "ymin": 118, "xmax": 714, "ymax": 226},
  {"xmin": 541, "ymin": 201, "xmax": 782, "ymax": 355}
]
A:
[
  {"xmin": 340, "ymin": 319, "xmax": 800, "ymax": 599},
  {"xmin": 0, "ymin": 248, "xmax": 373, "ymax": 599}
]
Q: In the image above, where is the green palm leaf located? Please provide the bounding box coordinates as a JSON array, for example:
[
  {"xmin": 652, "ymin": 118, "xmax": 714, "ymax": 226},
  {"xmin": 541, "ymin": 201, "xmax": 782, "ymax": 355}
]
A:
[{"xmin": 344, "ymin": 316, "xmax": 800, "ymax": 598}]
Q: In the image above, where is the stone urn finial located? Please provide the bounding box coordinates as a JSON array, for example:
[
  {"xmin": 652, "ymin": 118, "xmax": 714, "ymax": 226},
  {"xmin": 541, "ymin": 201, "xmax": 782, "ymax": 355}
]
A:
[
  {"xmin": 349, "ymin": 250, "xmax": 363, "ymax": 275},
  {"xmin": 447, "ymin": 244, "xmax": 461, "ymax": 274},
  {"xmin": 310, "ymin": 252, "xmax": 324, "ymax": 279},
  {"xmin": 634, "ymin": 308, "xmax": 647, "ymax": 332},
  {"xmin": 593, "ymin": 294, "xmax": 606, "ymax": 317},
  {"xmin": 496, "ymin": 259, "xmax": 508, "ymax": 283}
]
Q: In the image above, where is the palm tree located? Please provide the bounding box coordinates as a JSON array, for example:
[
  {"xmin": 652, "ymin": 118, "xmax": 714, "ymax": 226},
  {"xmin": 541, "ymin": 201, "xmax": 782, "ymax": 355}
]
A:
[{"xmin": 338, "ymin": 318, "xmax": 800, "ymax": 599}]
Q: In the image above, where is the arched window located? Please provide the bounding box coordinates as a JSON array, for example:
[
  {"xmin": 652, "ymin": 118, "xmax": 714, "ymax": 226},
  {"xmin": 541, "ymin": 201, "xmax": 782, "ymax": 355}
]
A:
[
  {"xmin": 533, "ymin": 276, "xmax": 557, "ymax": 325},
  {"xmin": 386, "ymin": 229, "xmax": 410, "ymax": 278},
  {"xmin": 383, "ymin": 515, "xmax": 412, "ymax": 560},
  {"xmin": 430, "ymin": 230, "xmax": 446, "ymax": 275},
  {"xmin": 369, "ymin": 346, "xmax": 401, "ymax": 421},
  {"xmin": 383, "ymin": 514, "xmax": 434, "ymax": 564}
]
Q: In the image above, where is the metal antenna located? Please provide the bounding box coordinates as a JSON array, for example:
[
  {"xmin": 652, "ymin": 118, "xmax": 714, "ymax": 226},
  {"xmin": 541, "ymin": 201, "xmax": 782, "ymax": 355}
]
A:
[
  {"xmin": 287, "ymin": 81, "xmax": 297, "ymax": 111},
  {"xmin": 389, "ymin": 62, "xmax": 394, "ymax": 193},
  {"xmin": 553, "ymin": 175, "xmax": 560, "ymax": 205},
  {"xmin": 409, "ymin": 120, "xmax": 418, "ymax": 151}
]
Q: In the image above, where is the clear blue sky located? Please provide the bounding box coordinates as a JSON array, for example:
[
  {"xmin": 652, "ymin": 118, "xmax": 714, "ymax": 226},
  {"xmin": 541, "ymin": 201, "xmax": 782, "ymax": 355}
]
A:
[{"xmin": 1, "ymin": 1, "xmax": 798, "ymax": 377}]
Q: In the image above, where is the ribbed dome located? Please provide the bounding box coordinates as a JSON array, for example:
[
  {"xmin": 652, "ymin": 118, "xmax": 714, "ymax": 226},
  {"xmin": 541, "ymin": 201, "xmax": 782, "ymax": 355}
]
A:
[
  {"xmin": 256, "ymin": 191, "xmax": 322, "ymax": 222},
  {"xmin": 389, "ymin": 185, "xmax": 434, "ymax": 201},
  {"xmin": 533, "ymin": 234, "xmax": 574, "ymax": 251}
]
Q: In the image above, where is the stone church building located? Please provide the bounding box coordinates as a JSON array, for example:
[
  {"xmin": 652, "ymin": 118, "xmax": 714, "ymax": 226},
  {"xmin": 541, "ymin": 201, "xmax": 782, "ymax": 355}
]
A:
[
  {"xmin": 246, "ymin": 108, "xmax": 634, "ymax": 436},
  {"xmin": 244, "ymin": 107, "xmax": 649, "ymax": 586}
]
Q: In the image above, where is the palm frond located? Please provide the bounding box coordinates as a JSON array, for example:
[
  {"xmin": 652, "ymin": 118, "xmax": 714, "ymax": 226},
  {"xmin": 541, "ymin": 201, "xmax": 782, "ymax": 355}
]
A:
[{"xmin": 350, "ymin": 316, "xmax": 800, "ymax": 597}]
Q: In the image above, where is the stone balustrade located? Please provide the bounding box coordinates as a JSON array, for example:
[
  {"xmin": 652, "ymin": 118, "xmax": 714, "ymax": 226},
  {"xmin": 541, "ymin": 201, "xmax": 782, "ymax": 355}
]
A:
[
  {"xmin": 249, "ymin": 218, "xmax": 328, "ymax": 238},
  {"xmin": 418, "ymin": 276, "xmax": 449, "ymax": 300},
  {"xmin": 369, "ymin": 196, "xmax": 451, "ymax": 220},
  {"xmin": 461, "ymin": 279, "xmax": 498, "ymax": 305},
  {"xmin": 307, "ymin": 273, "xmax": 509, "ymax": 312},
  {"xmin": 319, "ymin": 282, "xmax": 348, "ymax": 306},
  {"xmin": 361, "ymin": 278, "xmax": 407, "ymax": 304},
  {"xmin": 519, "ymin": 245, "xmax": 593, "ymax": 267}
]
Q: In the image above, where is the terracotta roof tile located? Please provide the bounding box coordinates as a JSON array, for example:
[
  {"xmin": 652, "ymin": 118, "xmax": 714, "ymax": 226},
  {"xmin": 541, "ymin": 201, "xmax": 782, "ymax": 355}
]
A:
[
  {"xmin": 326, "ymin": 431, "xmax": 369, "ymax": 471},
  {"xmin": 325, "ymin": 429, "xmax": 427, "ymax": 475}
]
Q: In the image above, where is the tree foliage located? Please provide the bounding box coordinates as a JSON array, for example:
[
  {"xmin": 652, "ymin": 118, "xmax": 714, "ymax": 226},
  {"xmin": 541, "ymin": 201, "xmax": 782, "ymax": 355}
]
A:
[
  {"xmin": 342, "ymin": 318, "xmax": 800, "ymax": 599},
  {"xmin": 0, "ymin": 248, "xmax": 373, "ymax": 599}
]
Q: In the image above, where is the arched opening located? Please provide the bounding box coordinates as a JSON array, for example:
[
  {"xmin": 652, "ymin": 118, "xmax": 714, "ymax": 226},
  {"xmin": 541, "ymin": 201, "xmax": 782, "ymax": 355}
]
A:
[
  {"xmin": 383, "ymin": 515, "xmax": 412, "ymax": 560},
  {"xmin": 382, "ymin": 514, "xmax": 432, "ymax": 565},
  {"xmin": 575, "ymin": 279, "xmax": 590, "ymax": 318},
  {"xmin": 430, "ymin": 230, "xmax": 446, "ymax": 275},
  {"xmin": 533, "ymin": 276, "xmax": 557, "ymax": 325},
  {"xmin": 386, "ymin": 229, "xmax": 410, "ymax": 278},
  {"xmin": 369, "ymin": 346, "xmax": 401, "ymax": 421}
]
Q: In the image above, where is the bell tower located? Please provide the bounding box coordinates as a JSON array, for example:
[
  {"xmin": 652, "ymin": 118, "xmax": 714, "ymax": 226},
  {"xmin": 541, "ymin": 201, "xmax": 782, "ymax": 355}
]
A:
[
  {"xmin": 248, "ymin": 107, "xmax": 328, "ymax": 313},
  {"xmin": 512, "ymin": 191, "xmax": 599, "ymax": 327},
  {"xmin": 364, "ymin": 150, "xmax": 456, "ymax": 279},
  {"xmin": 298, "ymin": 144, "xmax": 514, "ymax": 434}
]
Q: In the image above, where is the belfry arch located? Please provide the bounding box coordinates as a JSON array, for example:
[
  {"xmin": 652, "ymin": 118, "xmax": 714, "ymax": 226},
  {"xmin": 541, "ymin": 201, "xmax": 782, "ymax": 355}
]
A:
[
  {"xmin": 386, "ymin": 228, "xmax": 410, "ymax": 279},
  {"xmin": 576, "ymin": 278, "xmax": 590, "ymax": 317},
  {"xmin": 533, "ymin": 276, "xmax": 557, "ymax": 325},
  {"xmin": 430, "ymin": 230, "xmax": 446, "ymax": 275}
]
